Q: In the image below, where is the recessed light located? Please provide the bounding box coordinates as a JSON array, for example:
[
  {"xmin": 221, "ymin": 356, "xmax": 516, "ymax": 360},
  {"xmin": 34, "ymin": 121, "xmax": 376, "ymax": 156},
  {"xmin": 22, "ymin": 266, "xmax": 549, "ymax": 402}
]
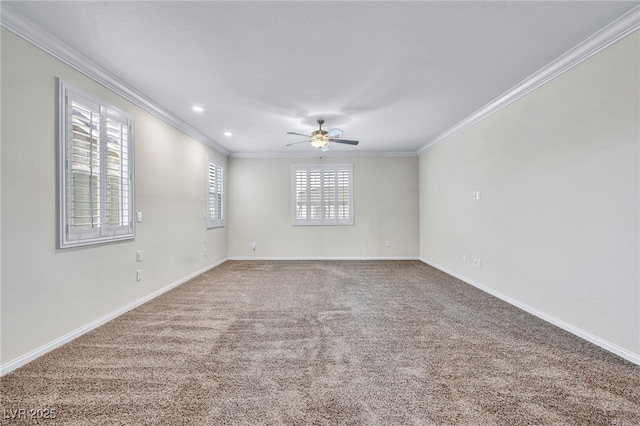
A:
[
  {"xmin": 224, "ymin": 131, "xmax": 233, "ymax": 137},
  {"xmin": 192, "ymin": 105, "xmax": 204, "ymax": 112}
]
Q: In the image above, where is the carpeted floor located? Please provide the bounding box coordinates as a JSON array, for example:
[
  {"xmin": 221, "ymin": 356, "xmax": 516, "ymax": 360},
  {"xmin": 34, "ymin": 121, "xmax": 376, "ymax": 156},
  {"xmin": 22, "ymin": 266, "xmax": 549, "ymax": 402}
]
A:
[{"xmin": 1, "ymin": 260, "xmax": 639, "ymax": 425}]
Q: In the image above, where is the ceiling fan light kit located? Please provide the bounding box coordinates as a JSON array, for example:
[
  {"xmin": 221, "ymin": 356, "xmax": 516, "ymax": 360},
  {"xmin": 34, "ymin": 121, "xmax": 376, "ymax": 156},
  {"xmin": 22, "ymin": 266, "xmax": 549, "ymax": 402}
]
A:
[{"xmin": 287, "ymin": 119, "xmax": 359, "ymax": 151}]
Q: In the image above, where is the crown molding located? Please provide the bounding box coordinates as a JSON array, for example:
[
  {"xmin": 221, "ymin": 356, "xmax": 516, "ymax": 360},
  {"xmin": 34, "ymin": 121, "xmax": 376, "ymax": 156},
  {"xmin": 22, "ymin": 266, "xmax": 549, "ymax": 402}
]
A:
[
  {"xmin": 228, "ymin": 150, "xmax": 418, "ymax": 159},
  {"xmin": 417, "ymin": 5, "xmax": 640, "ymax": 155},
  {"xmin": 0, "ymin": 4, "xmax": 230, "ymax": 157},
  {"xmin": 3, "ymin": 3, "xmax": 637, "ymax": 159}
]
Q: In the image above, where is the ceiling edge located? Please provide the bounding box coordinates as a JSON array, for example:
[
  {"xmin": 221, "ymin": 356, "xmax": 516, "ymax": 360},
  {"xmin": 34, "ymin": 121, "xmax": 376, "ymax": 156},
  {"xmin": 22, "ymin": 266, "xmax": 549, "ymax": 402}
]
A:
[
  {"xmin": 0, "ymin": 4, "xmax": 231, "ymax": 157},
  {"xmin": 228, "ymin": 150, "xmax": 419, "ymax": 159},
  {"xmin": 417, "ymin": 5, "xmax": 640, "ymax": 156}
]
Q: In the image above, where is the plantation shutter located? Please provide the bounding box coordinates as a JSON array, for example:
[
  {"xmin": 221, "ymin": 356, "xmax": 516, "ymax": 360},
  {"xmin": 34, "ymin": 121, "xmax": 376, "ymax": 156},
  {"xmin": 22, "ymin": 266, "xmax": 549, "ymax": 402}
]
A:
[
  {"xmin": 66, "ymin": 94, "xmax": 102, "ymax": 241},
  {"xmin": 295, "ymin": 169, "xmax": 309, "ymax": 220},
  {"xmin": 207, "ymin": 162, "xmax": 224, "ymax": 227},
  {"xmin": 323, "ymin": 169, "xmax": 335, "ymax": 220},
  {"xmin": 292, "ymin": 164, "xmax": 353, "ymax": 225},
  {"xmin": 60, "ymin": 80, "xmax": 135, "ymax": 248},
  {"xmin": 337, "ymin": 168, "xmax": 350, "ymax": 220},
  {"xmin": 104, "ymin": 109, "xmax": 133, "ymax": 236}
]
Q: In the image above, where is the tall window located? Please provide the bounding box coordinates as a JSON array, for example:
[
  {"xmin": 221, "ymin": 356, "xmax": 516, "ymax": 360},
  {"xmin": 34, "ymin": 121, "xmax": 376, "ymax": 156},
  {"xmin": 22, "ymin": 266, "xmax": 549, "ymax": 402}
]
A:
[
  {"xmin": 59, "ymin": 80, "xmax": 134, "ymax": 248},
  {"xmin": 292, "ymin": 164, "xmax": 353, "ymax": 225},
  {"xmin": 207, "ymin": 160, "xmax": 224, "ymax": 228}
]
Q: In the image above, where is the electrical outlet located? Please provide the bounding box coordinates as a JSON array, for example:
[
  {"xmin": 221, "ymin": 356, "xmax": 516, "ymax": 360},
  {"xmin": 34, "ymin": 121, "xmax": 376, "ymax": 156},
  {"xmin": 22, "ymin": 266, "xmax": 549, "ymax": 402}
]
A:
[
  {"xmin": 136, "ymin": 211, "xmax": 143, "ymax": 222},
  {"xmin": 473, "ymin": 191, "xmax": 481, "ymax": 201},
  {"xmin": 136, "ymin": 269, "xmax": 142, "ymax": 281},
  {"xmin": 473, "ymin": 258, "xmax": 482, "ymax": 268},
  {"xmin": 462, "ymin": 255, "xmax": 467, "ymax": 263}
]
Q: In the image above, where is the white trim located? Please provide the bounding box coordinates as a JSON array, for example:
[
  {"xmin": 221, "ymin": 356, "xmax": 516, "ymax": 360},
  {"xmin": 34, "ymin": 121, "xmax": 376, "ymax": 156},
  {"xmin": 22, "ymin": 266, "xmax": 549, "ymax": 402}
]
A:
[
  {"xmin": 206, "ymin": 159, "xmax": 225, "ymax": 228},
  {"xmin": 418, "ymin": 6, "xmax": 640, "ymax": 155},
  {"xmin": 0, "ymin": 4, "xmax": 230, "ymax": 157},
  {"xmin": 228, "ymin": 256, "xmax": 420, "ymax": 261},
  {"xmin": 292, "ymin": 163, "xmax": 354, "ymax": 226},
  {"xmin": 229, "ymin": 150, "xmax": 419, "ymax": 159},
  {"xmin": 0, "ymin": 259, "xmax": 228, "ymax": 376},
  {"xmin": 59, "ymin": 79, "xmax": 136, "ymax": 248},
  {"xmin": 419, "ymin": 258, "xmax": 640, "ymax": 366}
]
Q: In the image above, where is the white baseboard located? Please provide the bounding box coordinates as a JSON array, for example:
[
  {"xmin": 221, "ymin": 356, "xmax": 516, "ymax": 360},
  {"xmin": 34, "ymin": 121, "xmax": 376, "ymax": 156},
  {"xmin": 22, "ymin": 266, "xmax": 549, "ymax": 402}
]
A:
[
  {"xmin": 228, "ymin": 256, "xmax": 420, "ymax": 261},
  {"xmin": 7, "ymin": 257, "xmax": 634, "ymax": 375},
  {"xmin": 0, "ymin": 259, "xmax": 228, "ymax": 376},
  {"xmin": 419, "ymin": 258, "xmax": 640, "ymax": 366}
]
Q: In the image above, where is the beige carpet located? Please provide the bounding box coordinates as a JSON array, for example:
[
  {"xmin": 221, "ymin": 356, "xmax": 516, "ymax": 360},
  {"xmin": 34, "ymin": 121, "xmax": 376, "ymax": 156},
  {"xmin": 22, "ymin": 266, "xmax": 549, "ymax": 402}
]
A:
[{"xmin": 1, "ymin": 260, "xmax": 639, "ymax": 425}]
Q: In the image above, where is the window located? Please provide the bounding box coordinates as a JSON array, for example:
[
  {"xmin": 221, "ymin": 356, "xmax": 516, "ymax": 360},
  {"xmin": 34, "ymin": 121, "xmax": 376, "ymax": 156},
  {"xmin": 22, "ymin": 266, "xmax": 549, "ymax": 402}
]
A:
[
  {"xmin": 292, "ymin": 164, "xmax": 353, "ymax": 225},
  {"xmin": 59, "ymin": 80, "xmax": 134, "ymax": 248},
  {"xmin": 207, "ymin": 160, "xmax": 224, "ymax": 228}
]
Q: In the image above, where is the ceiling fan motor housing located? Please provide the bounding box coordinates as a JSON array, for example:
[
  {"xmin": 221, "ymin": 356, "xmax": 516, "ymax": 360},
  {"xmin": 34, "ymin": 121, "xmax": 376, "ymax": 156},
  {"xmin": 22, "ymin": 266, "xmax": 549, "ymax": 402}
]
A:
[
  {"xmin": 311, "ymin": 119, "xmax": 329, "ymax": 150},
  {"xmin": 312, "ymin": 119, "xmax": 329, "ymax": 148},
  {"xmin": 310, "ymin": 130, "xmax": 329, "ymax": 148}
]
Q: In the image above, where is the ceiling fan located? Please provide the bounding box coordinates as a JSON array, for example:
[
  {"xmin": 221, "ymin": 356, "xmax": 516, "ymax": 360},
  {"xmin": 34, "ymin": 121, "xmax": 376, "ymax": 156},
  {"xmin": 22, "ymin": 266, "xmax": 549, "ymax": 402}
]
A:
[{"xmin": 286, "ymin": 119, "xmax": 359, "ymax": 152}]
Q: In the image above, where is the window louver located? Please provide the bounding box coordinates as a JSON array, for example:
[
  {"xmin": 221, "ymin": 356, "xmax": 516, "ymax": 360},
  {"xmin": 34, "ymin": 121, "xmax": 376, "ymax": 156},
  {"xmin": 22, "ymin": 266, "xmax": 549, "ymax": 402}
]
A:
[
  {"xmin": 207, "ymin": 161, "xmax": 224, "ymax": 228},
  {"xmin": 60, "ymin": 80, "xmax": 135, "ymax": 247},
  {"xmin": 292, "ymin": 164, "xmax": 353, "ymax": 225}
]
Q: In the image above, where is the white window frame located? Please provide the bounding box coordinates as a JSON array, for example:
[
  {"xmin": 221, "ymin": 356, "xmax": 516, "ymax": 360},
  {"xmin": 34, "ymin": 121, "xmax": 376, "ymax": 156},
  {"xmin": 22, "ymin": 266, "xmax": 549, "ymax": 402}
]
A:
[
  {"xmin": 58, "ymin": 79, "xmax": 135, "ymax": 248},
  {"xmin": 207, "ymin": 159, "xmax": 225, "ymax": 228},
  {"xmin": 292, "ymin": 164, "xmax": 354, "ymax": 226}
]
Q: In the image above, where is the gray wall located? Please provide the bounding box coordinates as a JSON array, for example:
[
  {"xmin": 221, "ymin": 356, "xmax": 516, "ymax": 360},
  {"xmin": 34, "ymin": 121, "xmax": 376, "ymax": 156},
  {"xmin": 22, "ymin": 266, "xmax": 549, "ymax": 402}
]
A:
[
  {"xmin": 1, "ymin": 29, "xmax": 228, "ymax": 366},
  {"xmin": 419, "ymin": 32, "xmax": 639, "ymax": 360},
  {"xmin": 227, "ymin": 156, "xmax": 420, "ymax": 258}
]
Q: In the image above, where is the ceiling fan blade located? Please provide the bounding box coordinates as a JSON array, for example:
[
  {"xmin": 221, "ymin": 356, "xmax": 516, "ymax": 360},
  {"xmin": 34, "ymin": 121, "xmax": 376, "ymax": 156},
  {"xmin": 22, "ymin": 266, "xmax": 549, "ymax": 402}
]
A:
[
  {"xmin": 321, "ymin": 146, "xmax": 330, "ymax": 152},
  {"xmin": 286, "ymin": 131, "xmax": 310, "ymax": 138},
  {"xmin": 329, "ymin": 138, "xmax": 359, "ymax": 146},
  {"xmin": 327, "ymin": 128, "xmax": 343, "ymax": 138},
  {"xmin": 286, "ymin": 140, "xmax": 309, "ymax": 147}
]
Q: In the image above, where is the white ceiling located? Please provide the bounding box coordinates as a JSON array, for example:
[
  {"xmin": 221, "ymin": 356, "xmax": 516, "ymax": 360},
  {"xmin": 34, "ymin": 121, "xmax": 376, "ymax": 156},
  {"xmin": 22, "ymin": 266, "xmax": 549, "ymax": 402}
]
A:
[{"xmin": 4, "ymin": 1, "xmax": 639, "ymax": 156}]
